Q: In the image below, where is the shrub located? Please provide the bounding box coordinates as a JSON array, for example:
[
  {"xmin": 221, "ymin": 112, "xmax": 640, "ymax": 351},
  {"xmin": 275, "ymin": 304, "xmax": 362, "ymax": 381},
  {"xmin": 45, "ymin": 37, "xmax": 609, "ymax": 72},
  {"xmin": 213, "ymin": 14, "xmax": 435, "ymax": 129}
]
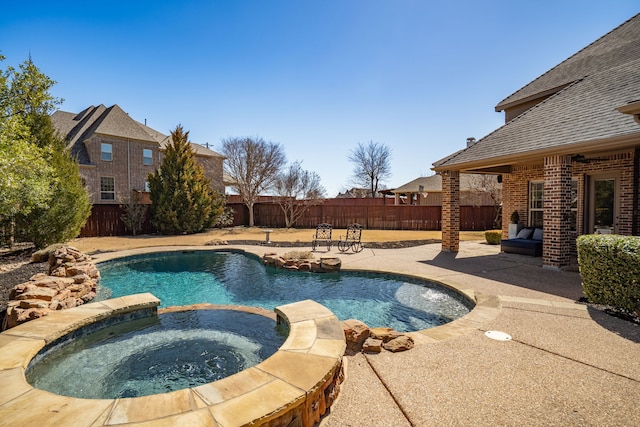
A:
[
  {"xmin": 577, "ymin": 234, "xmax": 640, "ymax": 315},
  {"xmin": 484, "ymin": 230, "xmax": 502, "ymax": 245}
]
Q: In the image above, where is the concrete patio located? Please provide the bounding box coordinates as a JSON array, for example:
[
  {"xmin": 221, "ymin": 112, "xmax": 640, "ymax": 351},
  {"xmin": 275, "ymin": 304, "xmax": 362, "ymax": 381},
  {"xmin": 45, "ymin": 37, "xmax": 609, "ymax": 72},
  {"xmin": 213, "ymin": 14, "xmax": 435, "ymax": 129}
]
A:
[
  {"xmin": 2, "ymin": 240, "xmax": 638, "ymax": 426},
  {"xmin": 245, "ymin": 241, "xmax": 639, "ymax": 426}
]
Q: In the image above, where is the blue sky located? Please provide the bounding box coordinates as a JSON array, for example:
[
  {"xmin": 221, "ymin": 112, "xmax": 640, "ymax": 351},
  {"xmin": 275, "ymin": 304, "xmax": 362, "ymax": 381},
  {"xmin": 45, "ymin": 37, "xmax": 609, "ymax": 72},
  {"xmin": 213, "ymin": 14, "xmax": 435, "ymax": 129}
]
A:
[{"xmin": 1, "ymin": 1, "xmax": 637, "ymax": 196}]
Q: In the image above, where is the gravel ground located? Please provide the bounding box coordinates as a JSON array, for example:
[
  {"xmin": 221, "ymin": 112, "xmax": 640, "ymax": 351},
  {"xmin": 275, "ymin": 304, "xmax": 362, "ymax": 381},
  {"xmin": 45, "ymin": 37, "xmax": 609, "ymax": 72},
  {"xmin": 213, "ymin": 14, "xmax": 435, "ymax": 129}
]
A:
[{"xmin": 0, "ymin": 248, "xmax": 49, "ymax": 317}]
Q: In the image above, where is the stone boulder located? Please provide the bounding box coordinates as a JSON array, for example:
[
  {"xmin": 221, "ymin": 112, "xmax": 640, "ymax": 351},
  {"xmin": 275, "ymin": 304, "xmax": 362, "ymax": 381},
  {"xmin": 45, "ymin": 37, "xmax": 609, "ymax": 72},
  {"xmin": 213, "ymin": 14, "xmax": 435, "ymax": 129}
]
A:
[
  {"xmin": 382, "ymin": 335, "xmax": 415, "ymax": 352},
  {"xmin": 370, "ymin": 327, "xmax": 403, "ymax": 343},
  {"xmin": 341, "ymin": 319, "xmax": 370, "ymax": 355},
  {"xmin": 362, "ymin": 337, "xmax": 383, "ymax": 353},
  {"xmin": 262, "ymin": 253, "xmax": 341, "ymax": 273},
  {"xmin": 320, "ymin": 257, "xmax": 341, "ymax": 272},
  {"xmin": 2, "ymin": 246, "xmax": 99, "ymax": 331}
]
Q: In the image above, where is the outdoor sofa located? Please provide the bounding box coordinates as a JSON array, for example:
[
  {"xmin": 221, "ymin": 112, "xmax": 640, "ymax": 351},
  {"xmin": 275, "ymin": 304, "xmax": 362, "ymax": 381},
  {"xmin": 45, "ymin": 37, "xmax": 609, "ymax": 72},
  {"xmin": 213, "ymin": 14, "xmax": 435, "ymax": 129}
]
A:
[{"xmin": 500, "ymin": 227, "xmax": 543, "ymax": 257}]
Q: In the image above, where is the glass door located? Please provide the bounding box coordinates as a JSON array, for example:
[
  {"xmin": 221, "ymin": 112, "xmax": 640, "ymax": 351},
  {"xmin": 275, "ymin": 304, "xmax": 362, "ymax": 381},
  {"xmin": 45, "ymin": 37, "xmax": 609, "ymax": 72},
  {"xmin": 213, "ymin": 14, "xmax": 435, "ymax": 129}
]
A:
[{"xmin": 588, "ymin": 176, "xmax": 617, "ymax": 234}]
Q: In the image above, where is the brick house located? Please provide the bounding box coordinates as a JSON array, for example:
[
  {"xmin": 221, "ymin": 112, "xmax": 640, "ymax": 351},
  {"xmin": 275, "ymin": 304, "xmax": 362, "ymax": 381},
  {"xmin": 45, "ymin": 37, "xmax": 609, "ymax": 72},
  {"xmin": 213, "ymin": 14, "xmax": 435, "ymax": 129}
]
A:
[
  {"xmin": 433, "ymin": 14, "xmax": 640, "ymax": 269},
  {"xmin": 51, "ymin": 104, "xmax": 225, "ymax": 205},
  {"xmin": 390, "ymin": 173, "xmax": 501, "ymax": 207}
]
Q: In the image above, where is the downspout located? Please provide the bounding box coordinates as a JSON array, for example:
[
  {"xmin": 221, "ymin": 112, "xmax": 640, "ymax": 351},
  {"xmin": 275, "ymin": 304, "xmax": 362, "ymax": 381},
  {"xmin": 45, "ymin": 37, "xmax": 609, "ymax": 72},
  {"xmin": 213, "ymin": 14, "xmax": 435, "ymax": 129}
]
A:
[
  {"xmin": 633, "ymin": 147, "xmax": 639, "ymax": 235},
  {"xmin": 128, "ymin": 139, "xmax": 131, "ymax": 202}
]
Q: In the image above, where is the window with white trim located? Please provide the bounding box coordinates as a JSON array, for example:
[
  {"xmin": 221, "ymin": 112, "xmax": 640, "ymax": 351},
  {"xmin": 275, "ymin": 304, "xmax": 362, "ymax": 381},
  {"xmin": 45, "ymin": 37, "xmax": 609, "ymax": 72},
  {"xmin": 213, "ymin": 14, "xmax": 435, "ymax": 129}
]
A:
[
  {"xmin": 143, "ymin": 148, "xmax": 153, "ymax": 165},
  {"xmin": 570, "ymin": 179, "xmax": 578, "ymax": 231},
  {"xmin": 144, "ymin": 181, "xmax": 150, "ymax": 192},
  {"xmin": 100, "ymin": 177, "xmax": 115, "ymax": 200},
  {"xmin": 101, "ymin": 143, "xmax": 112, "ymax": 161},
  {"xmin": 529, "ymin": 181, "xmax": 544, "ymax": 227}
]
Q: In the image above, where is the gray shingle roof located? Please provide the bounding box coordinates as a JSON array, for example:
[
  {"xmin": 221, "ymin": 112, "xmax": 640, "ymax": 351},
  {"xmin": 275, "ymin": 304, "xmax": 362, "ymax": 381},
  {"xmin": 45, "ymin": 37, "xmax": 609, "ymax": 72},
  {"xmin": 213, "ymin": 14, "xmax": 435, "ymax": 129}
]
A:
[
  {"xmin": 435, "ymin": 58, "xmax": 640, "ymax": 169},
  {"xmin": 393, "ymin": 174, "xmax": 497, "ymax": 193},
  {"xmin": 435, "ymin": 13, "xmax": 640, "ymax": 171},
  {"xmin": 495, "ymin": 13, "xmax": 640, "ymax": 111},
  {"xmin": 52, "ymin": 104, "xmax": 224, "ymax": 164}
]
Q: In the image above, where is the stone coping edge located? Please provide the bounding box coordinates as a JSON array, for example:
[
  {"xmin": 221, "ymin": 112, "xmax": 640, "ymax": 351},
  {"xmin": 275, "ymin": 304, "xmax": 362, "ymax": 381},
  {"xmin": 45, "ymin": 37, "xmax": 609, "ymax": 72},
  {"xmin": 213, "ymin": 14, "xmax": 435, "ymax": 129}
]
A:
[{"xmin": 0, "ymin": 295, "xmax": 346, "ymax": 427}]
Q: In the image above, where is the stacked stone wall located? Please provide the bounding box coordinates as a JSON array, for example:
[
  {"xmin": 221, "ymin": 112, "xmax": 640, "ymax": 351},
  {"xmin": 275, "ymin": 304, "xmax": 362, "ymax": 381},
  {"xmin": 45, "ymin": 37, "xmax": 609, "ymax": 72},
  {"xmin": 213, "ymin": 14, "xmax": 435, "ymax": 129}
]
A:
[{"xmin": 2, "ymin": 246, "xmax": 99, "ymax": 330}]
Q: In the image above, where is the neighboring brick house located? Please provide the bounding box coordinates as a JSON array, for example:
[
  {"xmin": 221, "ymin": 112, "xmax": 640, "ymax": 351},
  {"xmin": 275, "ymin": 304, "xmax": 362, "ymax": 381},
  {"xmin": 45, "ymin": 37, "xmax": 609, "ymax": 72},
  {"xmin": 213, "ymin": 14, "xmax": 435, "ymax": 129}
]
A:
[
  {"xmin": 390, "ymin": 174, "xmax": 501, "ymax": 207},
  {"xmin": 433, "ymin": 14, "xmax": 640, "ymax": 269},
  {"xmin": 51, "ymin": 104, "xmax": 225, "ymax": 205}
]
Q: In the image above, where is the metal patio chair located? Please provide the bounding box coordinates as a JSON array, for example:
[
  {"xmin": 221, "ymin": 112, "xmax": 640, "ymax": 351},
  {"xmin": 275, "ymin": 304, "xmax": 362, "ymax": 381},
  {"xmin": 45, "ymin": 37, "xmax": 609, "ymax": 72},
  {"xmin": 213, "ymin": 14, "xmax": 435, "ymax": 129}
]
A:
[
  {"xmin": 311, "ymin": 223, "xmax": 333, "ymax": 251},
  {"xmin": 337, "ymin": 223, "xmax": 364, "ymax": 253}
]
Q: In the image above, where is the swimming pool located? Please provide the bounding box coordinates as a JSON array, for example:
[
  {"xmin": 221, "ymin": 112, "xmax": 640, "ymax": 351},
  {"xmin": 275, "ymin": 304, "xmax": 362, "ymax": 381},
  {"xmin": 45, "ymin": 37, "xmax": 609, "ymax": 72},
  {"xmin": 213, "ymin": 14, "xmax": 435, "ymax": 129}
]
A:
[{"xmin": 97, "ymin": 250, "xmax": 472, "ymax": 332}]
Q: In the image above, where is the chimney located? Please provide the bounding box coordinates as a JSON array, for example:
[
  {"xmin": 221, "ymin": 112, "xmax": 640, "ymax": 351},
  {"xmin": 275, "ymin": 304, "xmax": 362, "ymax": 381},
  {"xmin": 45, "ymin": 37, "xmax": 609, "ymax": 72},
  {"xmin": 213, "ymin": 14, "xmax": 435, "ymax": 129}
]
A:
[{"xmin": 466, "ymin": 137, "xmax": 476, "ymax": 147}]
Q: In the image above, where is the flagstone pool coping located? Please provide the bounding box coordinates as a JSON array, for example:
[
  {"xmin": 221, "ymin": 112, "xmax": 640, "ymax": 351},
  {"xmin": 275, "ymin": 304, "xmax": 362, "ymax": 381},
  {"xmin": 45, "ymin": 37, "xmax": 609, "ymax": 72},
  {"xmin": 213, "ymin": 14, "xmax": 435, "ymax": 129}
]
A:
[{"xmin": 0, "ymin": 294, "xmax": 350, "ymax": 426}]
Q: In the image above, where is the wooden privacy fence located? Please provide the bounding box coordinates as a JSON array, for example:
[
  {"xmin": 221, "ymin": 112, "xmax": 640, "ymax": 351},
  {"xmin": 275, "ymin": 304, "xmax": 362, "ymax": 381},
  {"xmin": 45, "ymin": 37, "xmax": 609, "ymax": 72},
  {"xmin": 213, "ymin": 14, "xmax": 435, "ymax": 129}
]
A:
[
  {"xmin": 79, "ymin": 202, "xmax": 497, "ymax": 237},
  {"xmin": 79, "ymin": 205, "xmax": 154, "ymax": 238},
  {"xmin": 229, "ymin": 203, "xmax": 497, "ymax": 231}
]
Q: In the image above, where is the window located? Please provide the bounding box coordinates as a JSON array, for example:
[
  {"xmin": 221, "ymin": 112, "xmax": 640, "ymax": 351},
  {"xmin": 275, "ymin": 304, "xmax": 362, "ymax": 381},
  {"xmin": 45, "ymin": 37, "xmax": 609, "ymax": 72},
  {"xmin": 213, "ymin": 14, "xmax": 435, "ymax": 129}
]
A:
[
  {"xmin": 100, "ymin": 177, "xmax": 115, "ymax": 200},
  {"xmin": 570, "ymin": 179, "xmax": 578, "ymax": 231},
  {"xmin": 143, "ymin": 148, "xmax": 153, "ymax": 165},
  {"xmin": 144, "ymin": 181, "xmax": 151, "ymax": 192},
  {"xmin": 101, "ymin": 143, "xmax": 112, "ymax": 161},
  {"xmin": 529, "ymin": 181, "xmax": 544, "ymax": 227}
]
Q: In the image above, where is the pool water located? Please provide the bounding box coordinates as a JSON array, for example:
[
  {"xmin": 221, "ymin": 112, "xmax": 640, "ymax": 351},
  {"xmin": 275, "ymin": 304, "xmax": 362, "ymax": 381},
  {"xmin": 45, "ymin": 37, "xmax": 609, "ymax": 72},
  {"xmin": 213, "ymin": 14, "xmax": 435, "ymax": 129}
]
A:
[
  {"xmin": 97, "ymin": 251, "xmax": 472, "ymax": 332},
  {"xmin": 26, "ymin": 309, "xmax": 286, "ymax": 399}
]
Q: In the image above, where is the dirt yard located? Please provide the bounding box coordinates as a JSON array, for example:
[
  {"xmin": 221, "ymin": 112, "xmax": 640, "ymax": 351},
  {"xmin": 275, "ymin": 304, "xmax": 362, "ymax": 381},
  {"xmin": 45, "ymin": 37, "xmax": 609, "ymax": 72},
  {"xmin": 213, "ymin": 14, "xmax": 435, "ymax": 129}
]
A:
[{"xmin": 69, "ymin": 227, "xmax": 486, "ymax": 254}]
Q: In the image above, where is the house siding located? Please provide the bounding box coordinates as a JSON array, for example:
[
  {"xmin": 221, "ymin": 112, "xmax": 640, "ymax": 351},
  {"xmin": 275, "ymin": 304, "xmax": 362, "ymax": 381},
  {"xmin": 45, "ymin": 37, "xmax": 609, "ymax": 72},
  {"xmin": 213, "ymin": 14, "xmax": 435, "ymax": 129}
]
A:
[
  {"xmin": 196, "ymin": 155, "xmax": 225, "ymax": 193},
  {"xmin": 501, "ymin": 150, "xmax": 636, "ymax": 264},
  {"xmin": 82, "ymin": 135, "xmax": 159, "ymax": 204}
]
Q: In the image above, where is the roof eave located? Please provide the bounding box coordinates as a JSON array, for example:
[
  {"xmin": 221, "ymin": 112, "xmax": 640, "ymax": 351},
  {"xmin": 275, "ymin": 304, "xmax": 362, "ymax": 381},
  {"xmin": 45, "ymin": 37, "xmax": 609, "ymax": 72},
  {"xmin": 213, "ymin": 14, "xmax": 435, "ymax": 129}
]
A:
[
  {"xmin": 495, "ymin": 83, "xmax": 574, "ymax": 112},
  {"xmin": 432, "ymin": 133, "xmax": 640, "ymax": 173}
]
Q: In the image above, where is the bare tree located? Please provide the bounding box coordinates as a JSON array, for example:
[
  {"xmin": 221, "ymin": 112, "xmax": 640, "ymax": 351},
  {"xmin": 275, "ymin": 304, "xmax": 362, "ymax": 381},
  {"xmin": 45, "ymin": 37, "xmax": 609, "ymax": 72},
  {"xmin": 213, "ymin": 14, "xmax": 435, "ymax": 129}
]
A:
[
  {"xmin": 221, "ymin": 137, "xmax": 286, "ymax": 226},
  {"xmin": 120, "ymin": 193, "xmax": 148, "ymax": 236},
  {"xmin": 465, "ymin": 174, "xmax": 503, "ymax": 228},
  {"xmin": 274, "ymin": 161, "xmax": 326, "ymax": 228},
  {"xmin": 348, "ymin": 141, "xmax": 392, "ymax": 197}
]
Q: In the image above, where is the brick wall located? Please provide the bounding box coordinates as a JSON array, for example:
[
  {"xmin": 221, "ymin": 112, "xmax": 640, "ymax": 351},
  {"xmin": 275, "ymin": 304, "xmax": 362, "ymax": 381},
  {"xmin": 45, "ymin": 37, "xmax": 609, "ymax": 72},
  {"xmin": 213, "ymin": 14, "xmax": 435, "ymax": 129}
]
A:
[
  {"xmin": 501, "ymin": 150, "xmax": 636, "ymax": 266},
  {"xmin": 441, "ymin": 171, "xmax": 460, "ymax": 252},
  {"xmin": 82, "ymin": 135, "xmax": 158, "ymax": 204},
  {"xmin": 543, "ymin": 155, "xmax": 573, "ymax": 267},
  {"xmin": 81, "ymin": 136, "xmax": 226, "ymax": 204}
]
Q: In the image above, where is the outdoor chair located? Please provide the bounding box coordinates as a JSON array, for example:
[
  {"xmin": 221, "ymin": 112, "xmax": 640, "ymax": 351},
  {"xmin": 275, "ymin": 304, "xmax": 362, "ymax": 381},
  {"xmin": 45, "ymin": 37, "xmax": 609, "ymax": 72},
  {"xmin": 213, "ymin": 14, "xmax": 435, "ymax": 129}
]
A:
[
  {"xmin": 338, "ymin": 223, "xmax": 364, "ymax": 253},
  {"xmin": 311, "ymin": 223, "xmax": 333, "ymax": 251}
]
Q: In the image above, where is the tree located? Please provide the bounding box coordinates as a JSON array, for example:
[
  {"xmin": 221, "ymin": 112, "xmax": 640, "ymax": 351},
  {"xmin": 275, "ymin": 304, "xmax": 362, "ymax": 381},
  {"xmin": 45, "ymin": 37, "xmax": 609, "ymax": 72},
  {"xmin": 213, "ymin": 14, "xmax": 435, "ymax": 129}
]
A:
[
  {"xmin": 465, "ymin": 174, "xmax": 503, "ymax": 228},
  {"xmin": 148, "ymin": 125, "xmax": 226, "ymax": 234},
  {"xmin": 120, "ymin": 193, "xmax": 148, "ymax": 236},
  {"xmin": 221, "ymin": 136, "xmax": 286, "ymax": 227},
  {"xmin": 0, "ymin": 119, "xmax": 55, "ymax": 245},
  {"xmin": 1, "ymin": 55, "xmax": 91, "ymax": 248},
  {"xmin": 19, "ymin": 147, "xmax": 92, "ymax": 248},
  {"xmin": 0, "ymin": 55, "xmax": 92, "ymax": 247},
  {"xmin": 348, "ymin": 141, "xmax": 392, "ymax": 197},
  {"xmin": 1, "ymin": 55, "xmax": 61, "ymax": 148},
  {"xmin": 274, "ymin": 161, "xmax": 326, "ymax": 228}
]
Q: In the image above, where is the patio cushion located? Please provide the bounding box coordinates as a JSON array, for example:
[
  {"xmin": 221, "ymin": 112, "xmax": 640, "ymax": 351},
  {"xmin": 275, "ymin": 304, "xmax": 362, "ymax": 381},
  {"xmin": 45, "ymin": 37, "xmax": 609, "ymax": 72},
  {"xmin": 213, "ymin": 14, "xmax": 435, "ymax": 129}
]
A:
[{"xmin": 516, "ymin": 228, "xmax": 533, "ymax": 239}]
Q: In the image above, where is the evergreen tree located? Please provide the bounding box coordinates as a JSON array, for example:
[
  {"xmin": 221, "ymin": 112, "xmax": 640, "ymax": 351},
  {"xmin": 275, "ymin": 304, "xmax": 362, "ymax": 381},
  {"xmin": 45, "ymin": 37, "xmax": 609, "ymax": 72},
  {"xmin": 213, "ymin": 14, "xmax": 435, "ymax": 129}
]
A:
[
  {"xmin": 1, "ymin": 55, "xmax": 92, "ymax": 247},
  {"xmin": 148, "ymin": 125, "xmax": 225, "ymax": 234},
  {"xmin": 19, "ymin": 146, "xmax": 91, "ymax": 248}
]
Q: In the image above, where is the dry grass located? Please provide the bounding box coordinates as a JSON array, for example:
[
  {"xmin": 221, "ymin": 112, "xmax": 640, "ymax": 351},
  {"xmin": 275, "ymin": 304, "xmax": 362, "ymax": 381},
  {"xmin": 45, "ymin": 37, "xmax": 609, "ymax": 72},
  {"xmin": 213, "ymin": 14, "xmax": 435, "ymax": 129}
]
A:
[{"xmin": 71, "ymin": 227, "xmax": 487, "ymax": 253}]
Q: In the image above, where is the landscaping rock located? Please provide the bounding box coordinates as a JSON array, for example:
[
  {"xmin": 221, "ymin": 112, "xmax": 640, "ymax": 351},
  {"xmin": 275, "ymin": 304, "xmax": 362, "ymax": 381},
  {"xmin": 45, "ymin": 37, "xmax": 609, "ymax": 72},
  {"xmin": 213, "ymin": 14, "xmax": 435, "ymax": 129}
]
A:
[
  {"xmin": 2, "ymin": 246, "xmax": 99, "ymax": 331},
  {"xmin": 383, "ymin": 335, "xmax": 415, "ymax": 352},
  {"xmin": 370, "ymin": 327, "xmax": 403, "ymax": 343},
  {"xmin": 362, "ymin": 337, "xmax": 383, "ymax": 353},
  {"xmin": 342, "ymin": 319, "xmax": 370, "ymax": 355},
  {"xmin": 320, "ymin": 257, "xmax": 341, "ymax": 272}
]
